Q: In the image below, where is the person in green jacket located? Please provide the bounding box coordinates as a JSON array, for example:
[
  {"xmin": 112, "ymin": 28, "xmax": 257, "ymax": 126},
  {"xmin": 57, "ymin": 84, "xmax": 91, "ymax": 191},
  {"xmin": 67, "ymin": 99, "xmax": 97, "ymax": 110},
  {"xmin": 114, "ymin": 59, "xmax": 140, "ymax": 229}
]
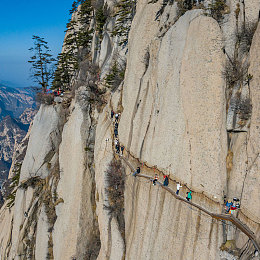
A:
[{"xmin": 186, "ymin": 191, "xmax": 192, "ymax": 201}]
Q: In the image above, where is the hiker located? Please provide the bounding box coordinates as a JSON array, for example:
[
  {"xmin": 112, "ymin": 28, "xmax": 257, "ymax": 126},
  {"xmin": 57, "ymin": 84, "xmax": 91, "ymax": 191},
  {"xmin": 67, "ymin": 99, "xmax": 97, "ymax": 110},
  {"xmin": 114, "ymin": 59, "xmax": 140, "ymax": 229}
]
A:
[
  {"xmin": 223, "ymin": 195, "xmax": 227, "ymax": 205},
  {"xmin": 230, "ymin": 205, "xmax": 237, "ymax": 215},
  {"xmin": 114, "ymin": 139, "xmax": 119, "ymax": 146},
  {"xmin": 121, "ymin": 145, "xmax": 125, "ymax": 155},
  {"xmin": 225, "ymin": 200, "xmax": 232, "ymax": 213},
  {"xmin": 224, "ymin": 203, "xmax": 229, "ymax": 213},
  {"xmin": 232, "ymin": 197, "xmax": 239, "ymax": 206},
  {"xmin": 153, "ymin": 174, "xmax": 159, "ymax": 186},
  {"xmin": 115, "ymin": 144, "xmax": 120, "ymax": 154},
  {"xmin": 115, "ymin": 122, "xmax": 118, "ymax": 129},
  {"xmin": 114, "ymin": 128, "xmax": 118, "ymax": 138},
  {"xmin": 235, "ymin": 201, "xmax": 240, "ymax": 209},
  {"xmin": 133, "ymin": 167, "xmax": 140, "ymax": 177},
  {"xmin": 24, "ymin": 211, "xmax": 28, "ymax": 218},
  {"xmin": 186, "ymin": 191, "xmax": 192, "ymax": 201},
  {"xmin": 163, "ymin": 175, "xmax": 169, "ymax": 186},
  {"xmin": 115, "ymin": 113, "xmax": 120, "ymax": 122},
  {"xmin": 176, "ymin": 182, "xmax": 182, "ymax": 195},
  {"xmin": 111, "ymin": 110, "xmax": 114, "ymax": 119}
]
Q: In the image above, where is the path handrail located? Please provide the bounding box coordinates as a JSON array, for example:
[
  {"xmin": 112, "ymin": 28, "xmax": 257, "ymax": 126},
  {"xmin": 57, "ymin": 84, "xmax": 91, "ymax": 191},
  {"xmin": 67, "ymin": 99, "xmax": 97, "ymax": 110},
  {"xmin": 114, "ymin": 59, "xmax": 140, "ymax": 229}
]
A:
[{"xmin": 120, "ymin": 155, "xmax": 260, "ymax": 253}]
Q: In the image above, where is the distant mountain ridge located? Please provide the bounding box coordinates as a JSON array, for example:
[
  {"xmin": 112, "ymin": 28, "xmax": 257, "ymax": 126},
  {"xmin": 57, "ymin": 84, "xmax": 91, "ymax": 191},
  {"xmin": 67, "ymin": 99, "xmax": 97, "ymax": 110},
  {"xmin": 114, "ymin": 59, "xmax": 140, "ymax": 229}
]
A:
[
  {"xmin": 0, "ymin": 84, "xmax": 35, "ymax": 120},
  {"xmin": 0, "ymin": 84, "xmax": 36, "ymax": 187},
  {"xmin": 0, "ymin": 115, "xmax": 28, "ymax": 179}
]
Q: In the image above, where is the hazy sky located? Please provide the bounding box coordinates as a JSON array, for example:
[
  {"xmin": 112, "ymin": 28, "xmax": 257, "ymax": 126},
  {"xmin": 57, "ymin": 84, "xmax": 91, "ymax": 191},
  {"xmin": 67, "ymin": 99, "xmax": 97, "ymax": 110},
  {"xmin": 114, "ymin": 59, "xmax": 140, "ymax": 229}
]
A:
[{"xmin": 0, "ymin": 0, "xmax": 74, "ymax": 87}]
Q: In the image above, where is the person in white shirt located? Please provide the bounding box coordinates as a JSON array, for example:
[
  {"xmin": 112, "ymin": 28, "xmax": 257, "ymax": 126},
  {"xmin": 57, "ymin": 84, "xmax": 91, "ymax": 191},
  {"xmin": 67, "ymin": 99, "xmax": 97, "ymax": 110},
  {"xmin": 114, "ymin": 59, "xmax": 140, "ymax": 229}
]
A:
[{"xmin": 176, "ymin": 182, "xmax": 182, "ymax": 195}]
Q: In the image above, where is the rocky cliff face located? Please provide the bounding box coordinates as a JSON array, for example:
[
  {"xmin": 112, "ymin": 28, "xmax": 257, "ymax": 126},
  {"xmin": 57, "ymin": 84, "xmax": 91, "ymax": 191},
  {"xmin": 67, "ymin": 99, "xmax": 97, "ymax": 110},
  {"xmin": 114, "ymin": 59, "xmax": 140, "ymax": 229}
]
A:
[{"xmin": 0, "ymin": 0, "xmax": 260, "ymax": 259}]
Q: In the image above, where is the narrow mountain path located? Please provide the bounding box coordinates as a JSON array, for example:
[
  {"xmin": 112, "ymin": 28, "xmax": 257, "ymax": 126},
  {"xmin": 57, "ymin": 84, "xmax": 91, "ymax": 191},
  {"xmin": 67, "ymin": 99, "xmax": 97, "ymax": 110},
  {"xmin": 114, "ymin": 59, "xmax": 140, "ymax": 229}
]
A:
[{"xmin": 119, "ymin": 155, "xmax": 260, "ymax": 253}]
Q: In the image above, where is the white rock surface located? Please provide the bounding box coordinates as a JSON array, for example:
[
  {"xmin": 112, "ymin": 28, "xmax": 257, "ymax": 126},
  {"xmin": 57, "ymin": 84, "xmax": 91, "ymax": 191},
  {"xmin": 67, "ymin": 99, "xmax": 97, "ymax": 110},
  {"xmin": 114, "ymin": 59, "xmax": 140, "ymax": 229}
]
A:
[
  {"xmin": 240, "ymin": 23, "xmax": 260, "ymax": 222},
  {"xmin": 19, "ymin": 105, "xmax": 63, "ymax": 181},
  {"xmin": 0, "ymin": 205, "xmax": 13, "ymax": 259},
  {"xmin": 53, "ymin": 103, "xmax": 95, "ymax": 259},
  {"xmin": 94, "ymin": 104, "xmax": 123, "ymax": 260},
  {"xmin": 120, "ymin": 10, "xmax": 226, "ymax": 201},
  {"xmin": 35, "ymin": 205, "xmax": 49, "ymax": 259}
]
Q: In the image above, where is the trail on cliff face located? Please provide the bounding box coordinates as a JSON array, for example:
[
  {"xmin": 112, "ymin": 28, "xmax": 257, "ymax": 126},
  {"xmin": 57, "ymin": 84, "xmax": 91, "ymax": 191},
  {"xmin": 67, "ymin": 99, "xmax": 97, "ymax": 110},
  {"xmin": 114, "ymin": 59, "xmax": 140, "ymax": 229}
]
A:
[{"xmin": 118, "ymin": 149, "xmax": 260, "ymax": 253}]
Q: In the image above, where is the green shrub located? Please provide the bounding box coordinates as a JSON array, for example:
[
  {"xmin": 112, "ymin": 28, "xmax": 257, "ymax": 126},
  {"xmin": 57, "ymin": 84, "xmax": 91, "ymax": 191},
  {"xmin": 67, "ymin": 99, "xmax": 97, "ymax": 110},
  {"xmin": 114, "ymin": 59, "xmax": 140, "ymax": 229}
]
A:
[
  {"xmin": 223, "ymin": 22, "xmax": 256, "ymax": 89},
  {"xmin": 19, "ymin": 176, "xmax": 43, "ymax": 190},
  {"xmin": 236, "ymin": 22, "xmax": 258, "ymax": 54},
  {"xmin": 6, "ymin": 163, "xmax": 22, "ymax": 208},
  {"xmin": 104, "ymin": 159, "xmax": 126, "ymax": 236},
  {"xmin": 177, "ymin": 0, "xmax": 193, "ymax": 17},
  {"xmin": 35, "ymin": 92, "xmax": 54, "ymax": 105},
  {"xmin": 7, "ymin": 191, "xmax": 16, "ymax": 208},
  {"xmin": 105, "ymin": 61, "xmax": 125, "ymax": 91},
  {"xmin": 207, "ymin": 0, "xmax": 226, "ymax": 23},
  {"xmin": 223, "ymin": 56, "xmax": 248, "ymax": 88}
]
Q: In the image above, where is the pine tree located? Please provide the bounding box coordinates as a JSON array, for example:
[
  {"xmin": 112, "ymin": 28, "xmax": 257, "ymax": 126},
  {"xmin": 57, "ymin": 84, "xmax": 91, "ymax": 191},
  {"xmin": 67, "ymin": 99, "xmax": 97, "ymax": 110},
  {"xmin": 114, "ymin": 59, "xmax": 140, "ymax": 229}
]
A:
[
  {"xmin": 28, "ymin": 35, "xmax": 55, "ymax": 92},
  {"xmin": 52, "ymin": 52, "xmax": 78, "ymax": 90},
  {"xmin": 78, "ymin": 0, "xmax": 93, "ymax": 24},
  {"xmin": 112, "ymin": 0, "xmax": 136, "ymax": 47},
  {"xmin": 69, "ymin": 0, "xmax": 80, "ymax": 14},
  {"xmin": 52, "ymin": 0, "xmax": 94, "ymax": 91},
  {"xmin": 65, "ymin": 20, "xmax": 80, "ymax": 59},
  {"xmin": 105, "ymin": 61, "xmax": 125, "ymax": 91},
  {"xmin": 96, "ymin": 5, "xmax": 108, "ymax": 35}
]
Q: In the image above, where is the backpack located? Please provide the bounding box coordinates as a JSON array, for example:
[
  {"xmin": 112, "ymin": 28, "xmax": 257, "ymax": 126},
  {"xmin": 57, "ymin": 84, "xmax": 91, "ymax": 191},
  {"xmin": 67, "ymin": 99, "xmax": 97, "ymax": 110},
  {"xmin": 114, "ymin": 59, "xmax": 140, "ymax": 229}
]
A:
[{"xmin": 164, "ymin": 177, "xmax": 169, "ymax": 186}]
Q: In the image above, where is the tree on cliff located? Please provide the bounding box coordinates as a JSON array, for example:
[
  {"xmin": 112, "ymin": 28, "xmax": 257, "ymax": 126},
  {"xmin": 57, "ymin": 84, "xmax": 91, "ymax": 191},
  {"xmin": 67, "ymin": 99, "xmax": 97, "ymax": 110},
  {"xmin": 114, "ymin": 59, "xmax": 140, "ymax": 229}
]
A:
[
  {"xmin": 52, "ymin": 51, "xmax": 78, "ymax": 91},
  {"xmin": 28, "ymin": 35, "xmax": 55, "ymax": 92},
  {"xmin": 112, "ymin": 0, "xmax": 136, "ymax": 47},
  {"xmin": 52, "ymin": 0, "xmax": 94, "ymax": 91}
]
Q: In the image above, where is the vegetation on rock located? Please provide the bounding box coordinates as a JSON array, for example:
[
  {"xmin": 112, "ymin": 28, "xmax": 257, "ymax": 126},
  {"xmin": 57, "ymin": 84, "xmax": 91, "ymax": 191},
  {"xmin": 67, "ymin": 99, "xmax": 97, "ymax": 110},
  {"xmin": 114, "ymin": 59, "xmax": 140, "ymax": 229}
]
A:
[
  {"xmin": 112, "ymin": 0, "xmax": 136, "ymax": 47},
  {"xmin": 105, "ymin": 61, "xmax": 126, "ymax": 91},
  {"xmin": 207, "ymin": 0, "xmax": 226, "ymax": 23},
  {"xmin": 176, "ymin": 0, "xmax": 193, "ymax": 17},
  {"xmin": 95, "ymin": 4, "xmax": 109, "ymax": 35},
  {"xmin": 104, "ymin": 159, "xmax": 126, "ymax": 238},
  {"xmin": 6, "ymin": 163, "xmax": 21, "ymax": 208},
  {"xmin": 223, "ymin": 22, "xmax": 257, "ymax": 90},
  {"xmin": 28, "ymin": 35, "xmax": 55, "ymax": 92},
  {"xmin": 52, "ymin": 0, "xmax": 94, "ymax": 91}
]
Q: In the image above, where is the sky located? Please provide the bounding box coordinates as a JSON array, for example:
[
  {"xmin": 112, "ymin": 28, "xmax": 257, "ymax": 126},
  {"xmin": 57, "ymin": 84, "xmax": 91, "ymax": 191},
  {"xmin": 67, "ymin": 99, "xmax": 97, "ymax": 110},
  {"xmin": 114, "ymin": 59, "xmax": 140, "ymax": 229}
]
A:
[{"xmin": 0, "ymin": 0, "xmax": 74, "ymax": 87}]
